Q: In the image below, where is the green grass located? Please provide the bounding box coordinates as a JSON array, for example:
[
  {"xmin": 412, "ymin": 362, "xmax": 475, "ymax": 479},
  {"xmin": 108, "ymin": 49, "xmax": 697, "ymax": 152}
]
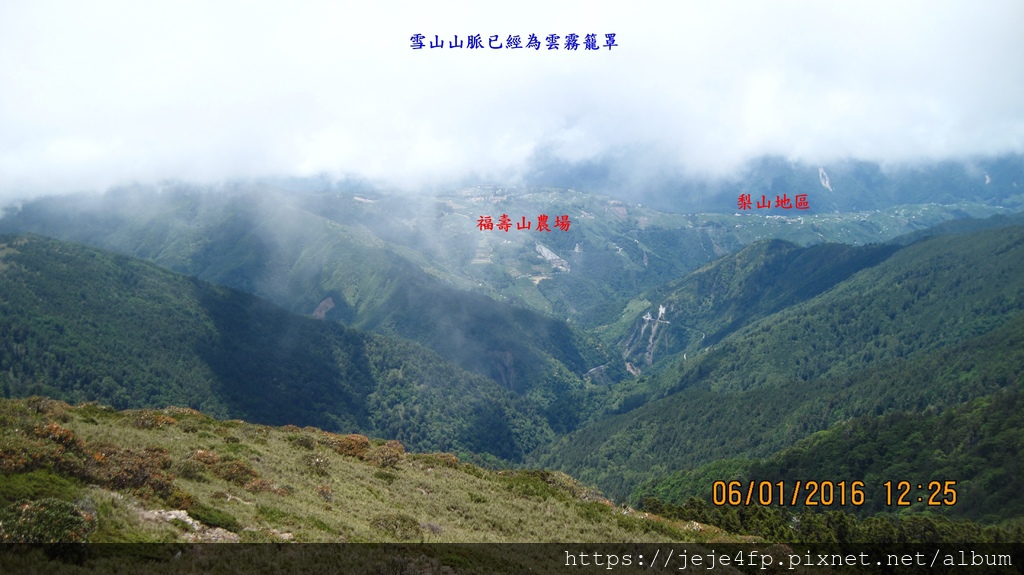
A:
[{"xmin": 0, "ymin": 396, "xmax": 741, "ymax": 544}]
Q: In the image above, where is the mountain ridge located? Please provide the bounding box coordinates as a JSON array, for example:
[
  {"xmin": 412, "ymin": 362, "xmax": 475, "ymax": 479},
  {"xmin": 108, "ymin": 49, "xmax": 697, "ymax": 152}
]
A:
[
  {"xmin": 0, "ymin": 233, "xmax": 554, "ymax": 461},
  {"xmin": 536, "ymin": 223, "xmax": 1024, "ymax": 499}
]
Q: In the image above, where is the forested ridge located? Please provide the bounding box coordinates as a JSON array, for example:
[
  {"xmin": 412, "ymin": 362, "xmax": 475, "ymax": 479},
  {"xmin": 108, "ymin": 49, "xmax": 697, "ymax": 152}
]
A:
[
  {"xmin": 0, "ymin": 234, "xmax": 553, "ymax": 461},
  {"xmin": 3, "ymin": 206, "xmax": 1024, "ymax": 540},
  {"xmin": 538, "ymin": 224, "xmax": 1024, "ymax": 503},
  {"xmin": 0, "ymin": 188, "xmax": 614, "ymax": 405},
  {"xmin": 639, "ymin": 386, "xmax": 1024, "ymax": 524}
]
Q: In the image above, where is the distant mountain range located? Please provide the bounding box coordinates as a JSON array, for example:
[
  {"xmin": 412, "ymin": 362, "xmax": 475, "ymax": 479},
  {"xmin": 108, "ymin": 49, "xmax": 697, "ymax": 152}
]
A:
[{"xmin": 523, "ymin": 153, "xmax": 1024, "ymax": 215}]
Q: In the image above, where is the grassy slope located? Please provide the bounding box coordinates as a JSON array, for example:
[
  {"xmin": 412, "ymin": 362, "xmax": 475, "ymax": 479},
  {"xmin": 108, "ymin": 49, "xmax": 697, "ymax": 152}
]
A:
[{"xmin": 0, "ymin": 397, "xmax": 739, "ymax": 545}]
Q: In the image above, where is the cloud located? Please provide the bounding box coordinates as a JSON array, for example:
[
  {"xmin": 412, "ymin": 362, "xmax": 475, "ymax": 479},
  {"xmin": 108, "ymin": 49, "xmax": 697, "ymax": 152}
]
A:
[{"xmin": 1, "ymin": 0, "xmax": 1022, "ymax": 201}]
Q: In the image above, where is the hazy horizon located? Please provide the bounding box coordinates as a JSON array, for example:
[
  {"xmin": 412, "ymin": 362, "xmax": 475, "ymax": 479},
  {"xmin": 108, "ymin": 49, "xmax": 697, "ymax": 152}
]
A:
[{"xmin": 2, "ymin": 1, "xmax": 1022, "ymax": 203}]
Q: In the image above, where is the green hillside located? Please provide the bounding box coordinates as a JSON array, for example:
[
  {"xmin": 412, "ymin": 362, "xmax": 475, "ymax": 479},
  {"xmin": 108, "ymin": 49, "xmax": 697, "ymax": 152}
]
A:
[
  {"xmin": 2, "ymin": 394, "xmax": 1016, "ymax": 566},
  {"xmin": 0, "ymin": 234, "xmax": 552, "ymax": 461},
  {"xmin": 0, "ymin": 188, "xmax": 615, "ymax": 409},
  {"xmin": 0, "ymin": 396, "xmax": 714, "ymax": 545},
  {"xmin": 611, "ymin": 222, "xmax": 1024, "ymax": 392},
  {"xmin": 664, "ymin": 225, "xmax": 1024, "ymax": 393},
  {"xmin": 639, "ymin": 386, "xmax": 1024, "ymax": 525},
  {"xmin": 1, "ymin": 182, "xmax": 1010, "ymax": 333},
  {"xmin": 537, "ymin": 224, "xmax": 1024, "ymax": 501},
  {"xmin": 606, "ymin": 240, "xmax": 901, "ymax": 371},
  {"xmin": 3, "ymin": 181, "xmax": 1024, "ymax": 541}
]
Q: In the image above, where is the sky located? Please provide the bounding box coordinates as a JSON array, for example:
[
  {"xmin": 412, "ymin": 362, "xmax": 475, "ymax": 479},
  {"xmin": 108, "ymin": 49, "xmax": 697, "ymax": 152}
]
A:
[{"xmin": 1, "ymin": 0, "xmax": 1022, "ymax": 201}]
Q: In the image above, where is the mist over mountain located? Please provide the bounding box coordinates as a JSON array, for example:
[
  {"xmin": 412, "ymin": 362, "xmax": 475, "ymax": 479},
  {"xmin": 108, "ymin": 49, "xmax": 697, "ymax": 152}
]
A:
[
  {"xmin": 0, "ymin": 168, "xmax": 1014, "ymax": 381},
  {"xmin": 2, "ymin": 3, "xmax": 1022, "ymax": 202},
  {"xmin": 2, "ymin": 171, "xmax": 1024, "ymax": 544},
  {"xmin": 2, "ymin": 1, "xmax": 1024, "ymax": 547},
  {"xmin": 522, "ymin": 153, "xmax": 1024, "ymax": 214}
]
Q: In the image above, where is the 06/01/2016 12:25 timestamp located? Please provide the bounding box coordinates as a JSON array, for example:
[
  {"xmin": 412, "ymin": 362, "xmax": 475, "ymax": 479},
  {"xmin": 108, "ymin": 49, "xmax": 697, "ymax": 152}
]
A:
[{"xmin": 712, "ymin": 480, "xmax": 958, "ymax": 507}]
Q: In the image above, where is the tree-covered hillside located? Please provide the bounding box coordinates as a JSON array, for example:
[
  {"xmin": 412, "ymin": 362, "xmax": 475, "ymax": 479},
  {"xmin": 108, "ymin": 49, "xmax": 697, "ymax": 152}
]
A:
[
  {"xmin": 608, "ymin": 239, "xmax": 901, "ymax": 371},
  {"xmin": 0, "ymin": 187, "xmax": 617, "ymax": 403},
  {"xmin": 1, "ymin": 180, "xmax": 1011, "ymax": 333},
  {"xmin": 667, "ymin": 225, "xmax": 1024, "ymax": 393},
  {"xmin": 0, "ymin": 234, "xmax": 553, "ymax": 461},
  {"xmin": 639, "ymin": 385, "xmax": 1024, "ymax": 526},
  {"xmin": 537, "ymin": 224, "xmax": 1024, "ymax": 501},
  {"xmin": 608, "ymin": 220, "xmax": 1024, "ymax": 391},
  {"xmin": 3, "ymin": 180, "xmax": 1024, "ymax": 530}
]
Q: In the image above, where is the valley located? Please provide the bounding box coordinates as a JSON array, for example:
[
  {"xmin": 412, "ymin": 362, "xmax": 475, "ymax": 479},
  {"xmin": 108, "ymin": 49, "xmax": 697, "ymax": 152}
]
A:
[{"xmin": 2, "ymin": 157, "xmax": 1024, "ymax": 547}]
